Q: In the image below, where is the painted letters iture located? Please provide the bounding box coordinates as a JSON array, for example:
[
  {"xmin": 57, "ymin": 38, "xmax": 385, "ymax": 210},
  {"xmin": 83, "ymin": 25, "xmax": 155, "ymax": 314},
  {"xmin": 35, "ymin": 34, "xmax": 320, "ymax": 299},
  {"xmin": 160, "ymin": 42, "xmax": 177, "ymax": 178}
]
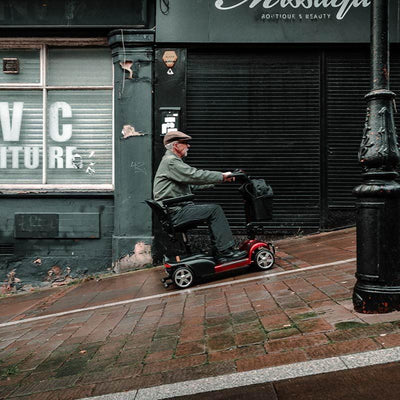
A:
[{"xmin": 0, "ymin": 101, "xmax": 80, "ymax": 169}]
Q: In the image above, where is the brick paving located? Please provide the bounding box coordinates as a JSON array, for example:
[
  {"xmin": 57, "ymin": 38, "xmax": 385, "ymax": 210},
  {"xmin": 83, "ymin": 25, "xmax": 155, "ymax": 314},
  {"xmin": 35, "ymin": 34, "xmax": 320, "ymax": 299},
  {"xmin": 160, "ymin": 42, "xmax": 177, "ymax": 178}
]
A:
[{"xmin": 2, "ymin": 227, "xmax": 400, "ymax": 399}]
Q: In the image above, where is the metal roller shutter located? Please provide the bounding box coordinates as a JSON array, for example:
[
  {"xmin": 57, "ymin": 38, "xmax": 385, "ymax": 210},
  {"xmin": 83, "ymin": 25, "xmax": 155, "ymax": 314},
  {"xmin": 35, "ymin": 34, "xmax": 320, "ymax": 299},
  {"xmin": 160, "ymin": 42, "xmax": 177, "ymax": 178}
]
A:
[
  {"xmin": 326, "ymin": 50, "xmax": 368, "ymax": 213},
  {"xmin": 326, "ymin": 48, "xmax": 400, "ymax": 226},
  {"xmin": 186, "ymin": 51, "xmax": 321, "ymax": 231}
]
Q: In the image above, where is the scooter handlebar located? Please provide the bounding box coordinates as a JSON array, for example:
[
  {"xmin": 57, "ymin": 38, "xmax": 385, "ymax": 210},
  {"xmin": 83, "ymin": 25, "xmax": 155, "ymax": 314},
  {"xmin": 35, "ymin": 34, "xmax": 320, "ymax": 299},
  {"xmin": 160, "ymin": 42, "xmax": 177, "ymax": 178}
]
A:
[{"xmin": 228, "ymin": 170, "xmax": 250, "ymax": 182}]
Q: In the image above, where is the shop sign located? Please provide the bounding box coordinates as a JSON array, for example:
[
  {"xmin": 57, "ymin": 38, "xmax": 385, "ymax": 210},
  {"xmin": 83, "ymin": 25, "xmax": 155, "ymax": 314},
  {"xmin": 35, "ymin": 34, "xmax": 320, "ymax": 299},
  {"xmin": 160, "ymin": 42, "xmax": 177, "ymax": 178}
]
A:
[
  {"xmin": 0, "ymin": 101, "xmax": 79, "ymax": 169},
  {"xmin": 214, "ymin": 0, "xmax": 370, "ymax": 21},
  {"xmin": 156, "ymin": 0, "xmax": 400, "ymax": 43}
]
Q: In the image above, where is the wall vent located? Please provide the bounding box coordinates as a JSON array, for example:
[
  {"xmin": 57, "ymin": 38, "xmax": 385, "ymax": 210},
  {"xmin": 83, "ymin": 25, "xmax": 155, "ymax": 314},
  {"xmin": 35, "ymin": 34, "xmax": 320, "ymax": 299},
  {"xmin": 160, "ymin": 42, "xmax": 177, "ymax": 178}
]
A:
[{"xmin": 0, "ymin": 244, "xmax": 14, "ymax": 255}]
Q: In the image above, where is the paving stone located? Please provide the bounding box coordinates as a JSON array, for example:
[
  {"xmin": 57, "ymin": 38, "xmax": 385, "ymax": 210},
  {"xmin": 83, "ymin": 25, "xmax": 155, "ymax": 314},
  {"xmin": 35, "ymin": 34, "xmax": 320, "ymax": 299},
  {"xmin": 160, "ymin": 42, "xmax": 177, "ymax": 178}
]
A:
[
  {"xmin": 149, "ymin": 337, "xmax": 178, "ymax": 353},
  {"xmin": 234, "ymin": 329, "xmax": 266, "ymax": 347},
  {"xmin": 375, "ymin": 332, "xmax": 400, "ymax": 348},
  {"xmin": 11, "ymin": 374, "xmax": 80, "ymax": 397},
  {"xmin": 256, "ymin": 307, "xmax": 284, "ymax": 317},
  {"xmin": 244, "ymin": 286, "xmax": 271, "ymax": 302},
  {"xmin": 205, "ymin": 323, "xmax": 233, "ymax": 337},
  {"xmin": 145, "ymin": 350, "xmax": 174, "ymax": 363},
  {"xmin": 158, "ymin": 316, "xmax": 182, "ymax": 327},
  {"xmin": 181, "ymin": 316, "xmax": 204, "ymax": 328},
  {"xmin": 252, "ymin": 300, "xmax": 280, "ymax": 314},
  {"xmin": 358, "ymin": 312, "xmax": 400, "ymax": 324},
  {"xmin": 78, "ymin": 364, "xmax": 142, "ymax": 385},
  {"xmin": 267, "ymin": 327, "xmax": 302, "ymax": 340},
  {"xmin": 231, "ymin": 310, "xmax": 259, "ymax": 324},
  {"xmin": 326, "ymin": 321, "xmax": 396, "ymax": 342},
  {"xmin": 265, "ymin": 333, "xmax": 329, "ymax": 353},
  {"xmin": 34, "ymin": 356, "xmax": 67, "ymax": 374},
  {"xmin": 175, "ymin": 341, "xmax": 205, "ymax": 357},
  {"xmin": 153, "ymin": 323, "xmax": 180, "ymax": 339},
  {"xmin": 179, "ymin": 330, "xmax": 205, "ymax": 344},
  {"xmin": 68, "ymin": 312, "xmax": 109, "ymax": 341},
  {"xmin": 13, "ymin": 370, "xmax": 54, "ymax": 386},
  {"xmin": 55, "ymin": 357, "xmax": 89, "ymax": 378},
  {"xmin": 142, "ymin": 354, "xmax": 207, "ymax": 375},
  {"xmin": 48, "ymin": 384, "xmax": 95, "ymax": 400},
  {"xmin": 8, "ymin": 390, "xmax": 54, "ymax": 400},
  {"xmin": 264, "ymin": 282, "xmax": 289, "ymax": 294},
  {"xmin": 162, "ymin": 361, "xmax": 237, "ymax": 386},
  {"xmin": 109, "ymin": 315, "xmax": 139, "ymax": 337},
  {"xmin": 296, "ymin": 318, "xmax": 334, "ymax": 333},
  {"xmin": 134, "ymin": 323, "xmax": 159, "ymax": 334},
  {"xmin": 90, "ymin": 374, "xmax": 163, "ymax": 397},
  {"xmin": 206, "ymin": 309, "xmax": 230, "ymax": 319},
  {"xmin": 146, "ymin": 304, "xmax": 164, "ymax": 313},
  {"xmin": 208, "ymin": 345, "xmax": 266, "ymax": 363},
  {"xmin": 229, "ymin": 304, "xmax": 255, "ymax": 314},
  {"xmin": 83, "ymin": 358, "xmax": 117, "ymax": 373},
  {"xmin": 236, "ymin": 349, "xmax": 308, "ymax": 372},
  {"xmin": 95, "ymin": 340, "xmax": 126, "ymax": 359},
  {"xmin": 289, "ymin": 309, "xmax": 320, "ymax": 321},
  {"xmin": 0, "ymin": 370, "xmax": 28, "ymax": 388},
  {"xmin": 207, "ymin": 333, "xmax": 235, "ymax": 352},
  {"xmin": 306, "ymin": 338, "xmax": 381, "ymax": 359},
  {"xmin": 299, "ymin": 290, "xmax": 330, "ymax": 302},
  {"xmin": 205, "ymin": 316, "xmax": 231, "ymax": 327},
  {"xmin": 260, "ymin": 314, "xmax": 292, "ymax": 331},
  {"xmin": 116, "ymin": 347, "xmax": 147, "ymax": 365},
  {"xmin": 123, "ymin": 333, "xmax": 152, "ymax": 349},
  {"xmin": 233, "ymin": 320, "xmax": 262, "ymax": 333}
]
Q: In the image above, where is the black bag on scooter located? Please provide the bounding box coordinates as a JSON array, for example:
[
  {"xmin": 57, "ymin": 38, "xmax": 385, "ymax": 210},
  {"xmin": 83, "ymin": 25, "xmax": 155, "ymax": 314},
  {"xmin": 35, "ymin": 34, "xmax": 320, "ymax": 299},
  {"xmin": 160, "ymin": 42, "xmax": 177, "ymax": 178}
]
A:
[{"xmin": 239, "ymin": 179, "xmax": 273, "ymax": 222}]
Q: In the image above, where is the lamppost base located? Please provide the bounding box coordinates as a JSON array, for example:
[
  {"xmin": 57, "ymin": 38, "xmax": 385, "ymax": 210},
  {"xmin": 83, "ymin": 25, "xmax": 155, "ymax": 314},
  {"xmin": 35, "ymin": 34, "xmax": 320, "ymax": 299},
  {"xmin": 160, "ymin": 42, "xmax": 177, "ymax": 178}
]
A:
[{"xmin": 353, "ymin": 282, "xmax": 400, "ymax": 313}]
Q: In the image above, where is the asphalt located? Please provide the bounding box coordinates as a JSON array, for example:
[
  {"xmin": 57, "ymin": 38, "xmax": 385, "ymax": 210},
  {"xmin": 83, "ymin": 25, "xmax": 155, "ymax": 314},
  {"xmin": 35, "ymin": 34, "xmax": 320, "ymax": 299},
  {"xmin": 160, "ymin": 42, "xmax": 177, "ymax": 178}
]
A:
[{"xmin": 1, "ymin": 227, "xmax": 400, "ymax": 399}]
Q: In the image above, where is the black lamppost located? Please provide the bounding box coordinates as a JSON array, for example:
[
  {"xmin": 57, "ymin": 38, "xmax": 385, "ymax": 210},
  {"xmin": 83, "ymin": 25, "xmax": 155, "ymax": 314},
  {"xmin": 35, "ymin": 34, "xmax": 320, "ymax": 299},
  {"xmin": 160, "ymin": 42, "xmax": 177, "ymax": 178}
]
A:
[{"xmin": 353, "ymin": 0, "xmax": 400, "ymax": 313}]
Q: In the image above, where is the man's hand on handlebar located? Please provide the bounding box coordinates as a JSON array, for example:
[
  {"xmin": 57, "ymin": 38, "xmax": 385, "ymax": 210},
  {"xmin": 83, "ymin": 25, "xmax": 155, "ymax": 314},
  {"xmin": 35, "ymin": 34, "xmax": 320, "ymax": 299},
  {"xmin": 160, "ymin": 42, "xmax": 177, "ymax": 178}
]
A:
[{"xmin": 222, "ymin": 172, "xmax": 236, "ymax": 182}]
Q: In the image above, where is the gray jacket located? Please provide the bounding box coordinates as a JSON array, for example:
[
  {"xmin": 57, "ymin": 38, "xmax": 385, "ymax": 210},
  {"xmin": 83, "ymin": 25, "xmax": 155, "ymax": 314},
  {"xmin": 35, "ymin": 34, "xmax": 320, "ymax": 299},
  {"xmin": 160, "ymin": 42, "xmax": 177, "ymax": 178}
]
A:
[{"xmin": 153, "ymin": 150, "xmax": 223, "ymax": 207}]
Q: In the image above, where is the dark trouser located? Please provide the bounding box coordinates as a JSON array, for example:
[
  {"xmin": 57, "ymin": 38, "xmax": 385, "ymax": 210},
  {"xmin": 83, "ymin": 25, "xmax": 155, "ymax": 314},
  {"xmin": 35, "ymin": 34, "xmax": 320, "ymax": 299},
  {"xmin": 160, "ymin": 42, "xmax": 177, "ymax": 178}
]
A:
[{"xmin": 171, "ymin": 203, "xmax": 234, "ymax": 252}]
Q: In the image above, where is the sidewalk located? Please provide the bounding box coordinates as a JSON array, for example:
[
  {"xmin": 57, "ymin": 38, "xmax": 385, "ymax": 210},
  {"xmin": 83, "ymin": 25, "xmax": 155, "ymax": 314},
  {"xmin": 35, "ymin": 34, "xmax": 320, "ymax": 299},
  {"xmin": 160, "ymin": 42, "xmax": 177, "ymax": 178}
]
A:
[{"xmin": 2, "ymin": 227, "xmax": 400, "ymax": 399}]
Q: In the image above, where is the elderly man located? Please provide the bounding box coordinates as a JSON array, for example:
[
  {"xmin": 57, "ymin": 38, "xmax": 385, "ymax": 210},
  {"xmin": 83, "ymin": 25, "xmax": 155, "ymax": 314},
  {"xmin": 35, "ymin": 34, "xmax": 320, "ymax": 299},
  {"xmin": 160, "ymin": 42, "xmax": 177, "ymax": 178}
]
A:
[{"xmin": 154, "ymin": 130, "xmax": 246, "ymax": 263}]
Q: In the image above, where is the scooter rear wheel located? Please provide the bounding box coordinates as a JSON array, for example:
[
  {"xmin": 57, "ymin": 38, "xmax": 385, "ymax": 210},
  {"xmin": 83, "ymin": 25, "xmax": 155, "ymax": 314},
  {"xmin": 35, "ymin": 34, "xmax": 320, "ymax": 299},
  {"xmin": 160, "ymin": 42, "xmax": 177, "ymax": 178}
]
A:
[
  {"xmin": 253, "ymin": 248, "xmax": 275, "ymax": 270},
  {"xmin": 173, "ymin": 266, "xmax": 195, "ymax": 289}
]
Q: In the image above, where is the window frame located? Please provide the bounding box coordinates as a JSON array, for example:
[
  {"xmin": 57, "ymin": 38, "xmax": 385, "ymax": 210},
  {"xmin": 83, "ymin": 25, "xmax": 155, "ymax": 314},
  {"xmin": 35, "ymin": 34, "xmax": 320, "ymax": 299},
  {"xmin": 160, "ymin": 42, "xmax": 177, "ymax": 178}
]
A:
[{"xmin": 0, "ymin": 40, "xmax": 114, "ymax": 191}]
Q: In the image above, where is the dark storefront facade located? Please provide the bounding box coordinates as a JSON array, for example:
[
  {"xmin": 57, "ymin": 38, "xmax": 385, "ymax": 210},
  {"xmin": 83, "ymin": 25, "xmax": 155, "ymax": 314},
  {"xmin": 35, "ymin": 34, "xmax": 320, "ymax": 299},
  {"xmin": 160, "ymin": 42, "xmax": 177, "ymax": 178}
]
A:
[
  {"xmin": 154, "ymin": 0, "xmax": 400, "ymax": 235},
  {"xmin": 2, "ymin": 0, "xmax": 400, "ymax": 285},
  {"xmin": 0, "ymin": 1, "xmax": 155, "ymax": 285}
]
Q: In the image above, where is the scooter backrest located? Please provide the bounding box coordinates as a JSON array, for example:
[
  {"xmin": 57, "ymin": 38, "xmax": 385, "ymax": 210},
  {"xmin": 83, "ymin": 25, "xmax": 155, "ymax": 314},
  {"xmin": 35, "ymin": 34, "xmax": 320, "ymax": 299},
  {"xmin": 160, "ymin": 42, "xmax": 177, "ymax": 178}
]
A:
[{"xmin": 145, "ymin": 200, "xmax": 173, "ymax": 233}]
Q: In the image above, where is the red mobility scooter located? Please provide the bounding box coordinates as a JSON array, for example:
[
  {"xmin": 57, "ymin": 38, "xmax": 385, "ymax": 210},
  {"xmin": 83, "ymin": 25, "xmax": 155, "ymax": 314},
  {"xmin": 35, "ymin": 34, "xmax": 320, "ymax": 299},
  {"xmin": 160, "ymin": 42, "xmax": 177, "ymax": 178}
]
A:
[{"xmin": 146, "ymin": 171, "xmax": 275, "ymax": 289}]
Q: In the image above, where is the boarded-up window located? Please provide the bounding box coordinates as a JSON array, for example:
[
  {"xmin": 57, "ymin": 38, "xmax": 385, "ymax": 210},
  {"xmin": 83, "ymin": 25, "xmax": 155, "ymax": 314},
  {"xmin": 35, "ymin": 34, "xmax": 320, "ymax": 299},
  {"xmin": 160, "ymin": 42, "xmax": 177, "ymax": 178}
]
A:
[{"xmin": 0, "ymin": 46, "xmax": 113, "ymax": 189}]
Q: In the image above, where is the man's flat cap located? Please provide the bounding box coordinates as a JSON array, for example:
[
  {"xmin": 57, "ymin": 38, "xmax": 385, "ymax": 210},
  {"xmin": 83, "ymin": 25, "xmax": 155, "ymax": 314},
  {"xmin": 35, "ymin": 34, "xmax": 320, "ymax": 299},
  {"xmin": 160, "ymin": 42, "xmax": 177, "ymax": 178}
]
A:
[{"xmin": 163, "ymin": 130, "xmax": 192, "ymax": 146}]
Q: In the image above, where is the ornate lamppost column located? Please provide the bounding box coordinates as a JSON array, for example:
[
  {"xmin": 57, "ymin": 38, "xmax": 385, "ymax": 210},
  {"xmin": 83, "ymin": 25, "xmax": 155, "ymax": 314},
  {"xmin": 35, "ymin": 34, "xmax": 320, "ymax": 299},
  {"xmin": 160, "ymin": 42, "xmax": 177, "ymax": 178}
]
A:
[{"xmin": 353, "ymin": 0, "xmax": 400, "ymax": 313}]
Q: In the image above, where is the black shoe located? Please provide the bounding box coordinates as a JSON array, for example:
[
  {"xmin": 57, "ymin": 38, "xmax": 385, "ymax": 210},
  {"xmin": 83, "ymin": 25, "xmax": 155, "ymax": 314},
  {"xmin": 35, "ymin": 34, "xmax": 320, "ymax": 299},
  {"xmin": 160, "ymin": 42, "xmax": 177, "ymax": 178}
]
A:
[{"xmin": 217, "ymin": 248, "xmax": 247, "ymax": 263}]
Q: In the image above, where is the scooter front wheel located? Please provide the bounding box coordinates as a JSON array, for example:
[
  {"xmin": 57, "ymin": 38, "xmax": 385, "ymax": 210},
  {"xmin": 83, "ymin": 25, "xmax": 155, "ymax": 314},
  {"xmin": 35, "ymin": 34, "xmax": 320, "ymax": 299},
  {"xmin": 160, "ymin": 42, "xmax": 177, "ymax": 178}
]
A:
[
  {"xmin": 253, "ymin": 248, "xmax": 275, "ymax": 270},
  {"xmin": 173, "ymin": 266, "xmax": 195, "ymax": 289}
]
